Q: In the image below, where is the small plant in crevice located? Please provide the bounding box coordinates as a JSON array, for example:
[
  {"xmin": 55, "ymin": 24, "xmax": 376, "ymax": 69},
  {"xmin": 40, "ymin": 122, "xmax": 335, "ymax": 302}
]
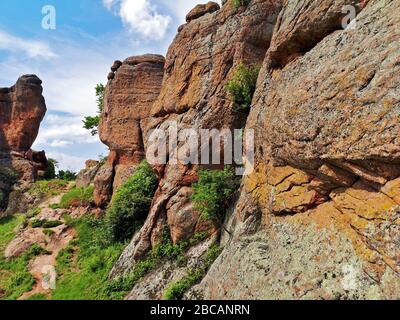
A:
[
  {"xmin": 231, "ymin": 0, "xmax": 251, "ymax": 9},
  {"xmin": 192, "ymin": 166, "xmax": 239, "ymax": 234},
  {"xmin": 105, "ymin": 161, "xmax": 158, "ymax": 243},
  {"xmin": 225, "ymin": 63, "xmax": 260, "ymax": 112}
]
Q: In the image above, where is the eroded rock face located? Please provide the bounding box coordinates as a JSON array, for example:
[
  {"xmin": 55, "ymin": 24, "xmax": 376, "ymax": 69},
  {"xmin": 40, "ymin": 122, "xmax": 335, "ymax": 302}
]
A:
[
  {"xmin": 112, "ymin": 0, "xmax": 283, "ymax": 278},
  {"xmin": 0, "ymin": 75, "xmax": 46, "ymax": 152},
  {"xmin": 93, "ymin": 55, "xmax": 165, "ymax": 207},
  {"xmin": 0, "ymin": 75, "xmax": 47, "ymax": 213},
  {"xmin": 192, "ymin": 0, "xmax": 400, "ymax": 299}
]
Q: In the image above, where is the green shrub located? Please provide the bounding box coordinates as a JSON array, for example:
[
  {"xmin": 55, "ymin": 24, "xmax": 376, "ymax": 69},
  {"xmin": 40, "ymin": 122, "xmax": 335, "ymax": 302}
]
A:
[
  {"xmin": 31, "ymin": 219, "xmax": 63, "ymax": 229},
  {"xmin": 59, "ymin": 186, "xmax": 94, "ymax": 209},
  {"xmin": 43, "ymin": 229, "xmax": 55, "ymax": 237},
  {"xmin": 231, "ymin": 0, "xmax": 251, "ymax": 8},
  {"xmin": 26, "ymin": 207, "xmax": 41, "ymax": 218},
  {"xmin": 192, "ymin": 166, "xmax": 239, "ymax": 225},
  {"xmin": 106, "ymin": 161, "xmax": 157, "ymax": 243},
  {"xmin": 226, "ymin": 63, "xmax": 260, "ymax": 112}
]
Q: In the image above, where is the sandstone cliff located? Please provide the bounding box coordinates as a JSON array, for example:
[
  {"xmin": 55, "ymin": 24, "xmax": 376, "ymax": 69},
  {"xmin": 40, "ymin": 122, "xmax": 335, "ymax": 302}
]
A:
[
  {"xmin": 0, "ymin": 75, "xmax": 48, "ymax": 214},
  {"xmin": 93, "ymin": 0, "xmax": 400, "ymax": 300},
  {"xmin": 93, "ymin": 55, "xmax": 165, "ymax": 207},
  {"xmin": 189, "ymin": 0, "xmax": 400, "ymax": 299},
  {"xmin": 110, "ymin": 0, "xmax": 283, "ymax": 288}
]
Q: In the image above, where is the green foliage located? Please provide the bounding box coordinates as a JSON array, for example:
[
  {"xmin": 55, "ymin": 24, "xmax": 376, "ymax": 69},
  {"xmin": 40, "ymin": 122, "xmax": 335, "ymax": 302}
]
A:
[
  {"xmin": 231, "ymin": 0, "xmax": 251, "ymax": 9},
  {"xmin": 31, "ymin": 219, "xmax": 63, "ymax": 229},
  {"xmin": 225, "ymin": 63, "xmax": 260, "ymax": 112},
  {"xmin": 43, "ymin": 229, "xmax": 55, "ymax": 237},
  {"xmin": 28, "ymin": 179, "xmax": 68, "ymax": 200},
  {"xmin": 26, "ymin": 207, "xmax": 41, "ymax": 219},
  {"xmin": 52, "ymin": 216, "xmax": 126, "ymax": 300},
  {"xmin": 192, "ymin": 166, "xmax": 239, "ymax": 223},
  {"xmin": 25, "ymin": 293, "xmax": 47, "ymax": 300},
  {"xmin": 107, "ymin": 227, "xmax": 185, "ymax": 295},
  {"xmin": 83, "ymin": 83, "xmax": 105, "ymax": 136},
  {"xmin": 163, "ymin": 243, "xmax": 222, "ymax": 300},
  {"xmin": 44, "ymin": 158, "xmax": 58, "ymax": 180},
  {"xmin": 163, "ymin": 269, "xmax": 204, "ymax": 300},
  {"xmin": 0, "ymin": 216, "xmax": 51, "ymax": 300},
  {"xmin": 106, "ymin": 161, "xmax": 157, "ymax": 243},
  {"xmin": 57, "ymin": 170, "xmax": 77, "ymax": 181},
  {"xmin": 59, "ymin": 186, "xmax": 94, "ymax": 209}
]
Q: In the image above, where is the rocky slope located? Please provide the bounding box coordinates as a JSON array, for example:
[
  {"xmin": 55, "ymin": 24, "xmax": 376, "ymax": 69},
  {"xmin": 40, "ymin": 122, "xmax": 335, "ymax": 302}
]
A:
[
  {"xmin": 94, "ymin": 0, "xmax": 400, "ymax": 300},
  {"xmin": 0, "ymin": 75, "xmax": 48, "ymax": 215},
  {"xmin": 111, "ymin": 0, "xmax": 283, "ymax": 282},
  {"xmin": 188, "ymin": 0, "xmax": 400, "ymax": 299}
]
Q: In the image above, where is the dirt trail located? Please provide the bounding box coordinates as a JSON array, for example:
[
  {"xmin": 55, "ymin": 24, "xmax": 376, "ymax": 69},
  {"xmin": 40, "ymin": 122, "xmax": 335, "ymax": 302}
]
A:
[{"xmin": 16, "ymin": 193, "xmax": 76, "ymax": 300}]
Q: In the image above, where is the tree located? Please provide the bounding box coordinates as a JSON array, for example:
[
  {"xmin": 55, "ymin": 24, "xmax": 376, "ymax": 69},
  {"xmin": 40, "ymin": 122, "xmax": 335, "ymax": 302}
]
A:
[
  {"xmin": 44, "ymin": 158, "xmax": 58, "ymax": 180},
  {"xmin": 83, "ymin": 84, "xmax": 105, "ymax": 136}
]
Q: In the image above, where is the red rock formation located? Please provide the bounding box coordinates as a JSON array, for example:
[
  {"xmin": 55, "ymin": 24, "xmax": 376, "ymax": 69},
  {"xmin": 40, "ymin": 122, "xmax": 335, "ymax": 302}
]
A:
[
  {"xmin": 191, "ymin": 0, "xmax": 400, "ymax": 299},
  {"xmin": 94, "ymin": 54, "xmax": 165, "ymax": 207},
  {"xmin": 111, "ymin": 0, "xmax": 283, "ymax": 277},
  {"xmin": 0, "ymin": 75, "xmax": 48, "ymax": 214},
  {"xmin": 0, "ymin": 75, "xmax": 46, "ymax": 152}
]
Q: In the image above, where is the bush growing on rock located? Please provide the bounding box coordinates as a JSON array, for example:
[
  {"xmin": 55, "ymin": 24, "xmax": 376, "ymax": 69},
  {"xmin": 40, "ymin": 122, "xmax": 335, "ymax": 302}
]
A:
[
  {"xmin": 231, "ymin": 0, "xmax": 251, "ymax": 9},
  {"xmin": 225, "ymin": 63, "xmax": 260, "ymax": 112},
  {"xmin": 192, "ymin": 166, "xmax": 239, "ymax": 228},
  {"xmin": 106, "ymin": 161, "xmax": 157, "ymax": 243}
]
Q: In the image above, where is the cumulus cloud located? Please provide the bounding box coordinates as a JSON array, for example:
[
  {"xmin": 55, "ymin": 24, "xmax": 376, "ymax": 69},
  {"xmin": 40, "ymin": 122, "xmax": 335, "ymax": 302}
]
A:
[
  {"xmin": 46, "ymin": 151, "xmax": 88, "ymax": 172},
  {"xmin": 0, "ymin": 30, "xmax": 56, "ymax": 59},
  {"xmin": 103, "ymin": 0, "xmax": 171, "ymax": 40},
  {"xmin": 33, "ymin": 114, "xmax": 99, "ymax": 148}
]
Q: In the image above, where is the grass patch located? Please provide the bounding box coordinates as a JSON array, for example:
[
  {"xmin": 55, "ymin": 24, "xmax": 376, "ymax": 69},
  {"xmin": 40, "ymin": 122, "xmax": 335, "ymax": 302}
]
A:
[
  {"xmin": 24, "ymin": 293, "xmax": 48, "ymax": 300},
  {"xmin": 0, "ymin": 216, "xmax": 51, "ymax": 300},
  {"xmin": 31, "ymin": 219, "xmax": 63, "ymax": 229},
  {"xmin": 58, "ymin": 186, "xmax": 94, "ymax": 209},
  {"xmin": 51, "ymin": 216, "xmax": 125, "ymax": 300},
  {"xmin": 28, "ymin": 179, "xmax": 69, "ymax": 200}
]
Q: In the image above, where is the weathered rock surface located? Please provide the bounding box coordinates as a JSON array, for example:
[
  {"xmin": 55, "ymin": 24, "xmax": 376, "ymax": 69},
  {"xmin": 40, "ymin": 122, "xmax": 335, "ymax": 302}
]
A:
[
  {"xmin": 76, "ymin": 160, "xmax": 100, "ymax": 188},
  {"xmin": 0, "ymin": 75, "xmax": 47, "ymax": 214},
  {"xmin": 0, "ymin": 75, "xmax": 46, "ymax": 152},
  {"xmin": 186, "ymin": 1, "xmax": 220, "ymax": 22},
  {"xmin": 112, "ymin": 0, "xmax": 283, "ymax": 278},
  {"xmin": 191, "ymin": 0, "xmax": 400, "ymax": 299},
  {"xmin": 93, "ymin": 55, "xmax": 165, "ymax": 207}
]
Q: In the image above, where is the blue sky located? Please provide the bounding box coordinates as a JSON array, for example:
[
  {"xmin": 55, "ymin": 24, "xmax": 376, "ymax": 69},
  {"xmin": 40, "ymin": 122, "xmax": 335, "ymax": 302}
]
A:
[{"xmin": 0, "ymin": 0, "xmax": 220, "ymax": 171}]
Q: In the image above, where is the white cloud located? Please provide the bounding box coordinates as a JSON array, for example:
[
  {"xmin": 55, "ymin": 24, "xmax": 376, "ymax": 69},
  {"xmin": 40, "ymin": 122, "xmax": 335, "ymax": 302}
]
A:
[
  {"xmin": 0, "ymin": 30, "xmax": 56, "ymax": 59},
  {"xmin": 33, "ymin": 114, "xmax": 99, "ymax": 148},
  {"xmin": 104, "ymin": 0, "xmax": 171, "ymax": 40},
  {"xmin": 46, "ymin": 151, "xmax": 87, "ymax": 172}
]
